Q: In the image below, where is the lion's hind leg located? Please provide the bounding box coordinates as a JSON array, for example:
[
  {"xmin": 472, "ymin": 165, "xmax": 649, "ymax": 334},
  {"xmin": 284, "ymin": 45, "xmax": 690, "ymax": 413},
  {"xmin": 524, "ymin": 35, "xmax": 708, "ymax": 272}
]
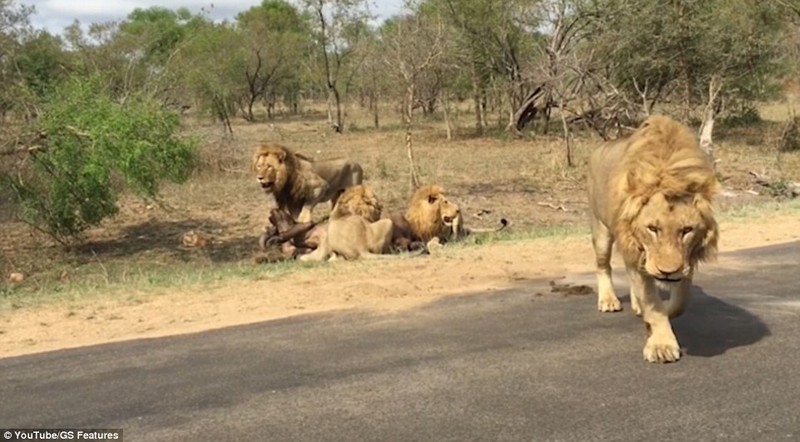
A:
[{"xmin": 591, "ymin": 218, "xmax": 621, "ymax": 312}]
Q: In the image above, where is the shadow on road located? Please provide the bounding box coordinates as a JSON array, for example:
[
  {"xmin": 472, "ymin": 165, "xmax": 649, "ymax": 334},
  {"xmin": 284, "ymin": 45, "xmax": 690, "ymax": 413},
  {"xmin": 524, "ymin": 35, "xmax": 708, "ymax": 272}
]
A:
[{"xmin": 672, "ymin": 286, "xmax": 771, "ymax": 357}]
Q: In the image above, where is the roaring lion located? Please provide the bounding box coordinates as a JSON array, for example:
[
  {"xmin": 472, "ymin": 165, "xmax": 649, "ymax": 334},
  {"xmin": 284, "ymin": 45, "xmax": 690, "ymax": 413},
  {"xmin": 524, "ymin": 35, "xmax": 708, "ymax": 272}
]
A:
[
  {"xmin": 587, "ymin": 114, "xmax": 719, "ymax": 363},
  {"xmin": 404, "ymin": 185, "xmax": 507, "ymax": 247},
  {"xmin": 252, "ymin": 143, "xmax": 364, "ymax": 223},
  {"xmin": 299, "ymin": 185, "xmax": 418, "ymax": 261}
]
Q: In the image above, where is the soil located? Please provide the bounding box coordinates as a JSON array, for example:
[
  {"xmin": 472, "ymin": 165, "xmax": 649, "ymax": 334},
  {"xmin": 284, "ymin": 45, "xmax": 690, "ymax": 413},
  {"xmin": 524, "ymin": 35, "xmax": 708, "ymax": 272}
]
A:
[{"xmin": 1, "ymin": 213, "xmax": 797, "ymax": 358}]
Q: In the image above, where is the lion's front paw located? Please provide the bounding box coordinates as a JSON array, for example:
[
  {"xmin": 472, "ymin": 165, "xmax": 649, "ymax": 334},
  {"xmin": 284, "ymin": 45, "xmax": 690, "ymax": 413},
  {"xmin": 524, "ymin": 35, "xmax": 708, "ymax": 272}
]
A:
[
  {"xmin": 643, "ymin": 335, "xmax": 681, "ymax": 363},
  {"xmin": 598, "ymin": 295, "xmax": 622, "ymax": 312}
]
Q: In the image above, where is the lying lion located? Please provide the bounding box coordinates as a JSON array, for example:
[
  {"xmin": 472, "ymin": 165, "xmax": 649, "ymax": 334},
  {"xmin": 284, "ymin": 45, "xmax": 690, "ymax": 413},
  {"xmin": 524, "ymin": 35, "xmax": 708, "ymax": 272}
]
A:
[
  {"xmin": 252, "ymin": 143, "xmax": 363, "ymax": 223},
  {"xmin": 404, "ymin": 185, "xmax": 508, "ymax": 248},
  {"xmin": 299, "ymin": 185, "xmax": 426, "ymax": 261},
  {"xmin": 587, "ymin": 114, "xmax": 719, "ymax": 363}
]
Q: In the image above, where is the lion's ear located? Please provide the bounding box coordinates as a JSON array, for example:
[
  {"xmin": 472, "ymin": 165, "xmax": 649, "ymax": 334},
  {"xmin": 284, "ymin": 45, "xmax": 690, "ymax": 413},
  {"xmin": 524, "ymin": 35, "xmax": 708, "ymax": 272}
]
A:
[{"xmin": 274, "ymin": 150, "xmax": 286, "ymax": 163}]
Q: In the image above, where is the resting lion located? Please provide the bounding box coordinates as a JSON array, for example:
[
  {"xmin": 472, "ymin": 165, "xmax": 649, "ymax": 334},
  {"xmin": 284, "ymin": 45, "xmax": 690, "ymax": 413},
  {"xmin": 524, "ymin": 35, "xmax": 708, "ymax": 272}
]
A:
[
  {"xmin": 405, "ymin": 185, "xmax": 507, "ymax": 247},
  {"xmin": 252, "ymin": 143, "xmax": 364, "ymax": 223},
  {"xmin": 299, "ymin": 185, "xmax": 424, "ymax": 261},
  {"xmin": 259, "ymin": 185, "xmax": 384, "ymax": 258},
  {"xmin": 587, "ymin": 115, "xmax": 719, "ymax": 363}
]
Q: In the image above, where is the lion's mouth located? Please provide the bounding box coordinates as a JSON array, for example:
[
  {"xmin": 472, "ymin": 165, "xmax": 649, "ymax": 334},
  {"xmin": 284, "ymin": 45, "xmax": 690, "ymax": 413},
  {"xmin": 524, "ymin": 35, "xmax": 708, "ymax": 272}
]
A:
[
  {"xmin": 259, "ymin": 181, "xmax": 274, "ymax": 190},
  {"xmin": 655, "ymin": 276, "xmax": 682, "ymax": 283},
  {"xmin": 442, "ymin": 216, "xmax": 454, "ymax": 226}
]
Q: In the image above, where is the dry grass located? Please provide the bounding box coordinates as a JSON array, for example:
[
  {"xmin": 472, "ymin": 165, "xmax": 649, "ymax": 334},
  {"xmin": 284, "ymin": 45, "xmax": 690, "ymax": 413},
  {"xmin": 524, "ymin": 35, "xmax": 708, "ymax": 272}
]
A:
[{"xmin": 1, "ymin": 100, "xmax": 799, "ymax": 304}]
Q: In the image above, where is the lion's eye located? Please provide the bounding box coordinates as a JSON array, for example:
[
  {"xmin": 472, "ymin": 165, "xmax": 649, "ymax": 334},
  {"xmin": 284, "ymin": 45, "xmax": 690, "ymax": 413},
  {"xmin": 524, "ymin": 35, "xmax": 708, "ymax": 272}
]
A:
[
  {"xmin": 682, "ymin": 226, "xmax": 694, "ymax": 235},
  {"xmin": 647, "ymin": 225, "xmax": 658, "ymax": 234}
]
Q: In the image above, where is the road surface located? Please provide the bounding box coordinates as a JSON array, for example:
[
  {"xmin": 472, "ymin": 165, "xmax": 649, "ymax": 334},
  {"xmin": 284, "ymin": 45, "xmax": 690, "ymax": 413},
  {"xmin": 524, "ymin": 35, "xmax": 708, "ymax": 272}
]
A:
[{"xmin": 1, "ymin": 242, "xmax": 799, "ymax": 441}]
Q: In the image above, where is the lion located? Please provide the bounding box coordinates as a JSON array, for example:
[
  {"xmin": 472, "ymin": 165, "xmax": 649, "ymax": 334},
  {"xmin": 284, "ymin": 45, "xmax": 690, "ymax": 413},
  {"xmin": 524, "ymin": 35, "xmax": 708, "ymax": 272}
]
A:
[
  {"xmin": 405, "ymin": 185, "xmax": 461, "ymax": 245},
  {"xmin": 259, "ymin": 185, "xmax": 384, "ymax": 258},
  {"xmin": 329, "ymin": 184, "xmax": 383, "ymax": 222},
  {"xmin": 299, "ymin": 185, "xmax": 414, "ymax": 261},
  {"xmin": 587, "ymin": 114, "xmax": 719, "ymax": 363},
  {"xmin": 404, "ymin": 185, "xmax": 508, "ymax": 248},
  {"xmin": 252, "ymin": 143, "xmax": 364, "ymax": 223}
]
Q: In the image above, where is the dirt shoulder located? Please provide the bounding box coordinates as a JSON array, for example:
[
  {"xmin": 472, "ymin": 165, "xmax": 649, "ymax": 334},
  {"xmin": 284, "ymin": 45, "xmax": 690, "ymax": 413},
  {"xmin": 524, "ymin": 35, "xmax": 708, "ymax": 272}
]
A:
[{"xmin": 1, "ymin": 212, "xmax": 798, "ymax": 358}]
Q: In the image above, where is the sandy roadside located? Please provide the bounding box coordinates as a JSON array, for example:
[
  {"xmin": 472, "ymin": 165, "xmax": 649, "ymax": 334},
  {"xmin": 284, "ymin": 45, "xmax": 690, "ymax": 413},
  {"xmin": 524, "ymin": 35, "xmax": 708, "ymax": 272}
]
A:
[{"xmin": 1, "ymin": 212, "xmax": 797, "ymax": 358}]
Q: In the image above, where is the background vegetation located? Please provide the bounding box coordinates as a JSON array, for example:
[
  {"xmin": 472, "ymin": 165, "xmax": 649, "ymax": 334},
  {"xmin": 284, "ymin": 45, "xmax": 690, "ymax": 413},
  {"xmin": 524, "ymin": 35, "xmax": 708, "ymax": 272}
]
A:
[{"xmin": 1, "ymin": 0, "xmax": 799, "ymax": 296}]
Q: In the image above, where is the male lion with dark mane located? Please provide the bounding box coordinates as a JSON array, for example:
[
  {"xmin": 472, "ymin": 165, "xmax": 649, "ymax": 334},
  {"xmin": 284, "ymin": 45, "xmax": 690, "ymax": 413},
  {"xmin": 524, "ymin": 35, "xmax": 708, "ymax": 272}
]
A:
[
  {"xmin": 588, "ymin": 115, "xmax": 719, "ymax": 363},
  {"xmin": 252, "ymin": 143, "xmax": 363, "ymax": 223}
]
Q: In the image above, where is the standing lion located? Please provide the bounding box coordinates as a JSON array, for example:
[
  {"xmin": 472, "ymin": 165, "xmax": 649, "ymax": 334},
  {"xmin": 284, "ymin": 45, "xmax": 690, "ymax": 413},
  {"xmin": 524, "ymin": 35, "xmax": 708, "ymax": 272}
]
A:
[
  {"xmin": 587, "ymin": 115, "xmax": 719, "ymax": 363},
  {"xmin": 252, "ymin": 143, "xmax": 363, "ymax": 223}
]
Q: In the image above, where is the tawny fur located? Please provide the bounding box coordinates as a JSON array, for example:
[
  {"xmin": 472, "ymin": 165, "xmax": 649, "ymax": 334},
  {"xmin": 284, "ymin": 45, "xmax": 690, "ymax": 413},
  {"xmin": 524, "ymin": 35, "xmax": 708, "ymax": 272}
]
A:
[
  {"xmin": 299, "ymin": 185, "xmax": 421, "ymax": 261},
  {"xmin": 251, "ymin": 143, "xmax": 364, "ymax": 223},
  {"xmin": 587, "ymin": 114, "xmax": 720, "ymax": 363},
  {"xmin": 404, "ymin": 185, "xmax": 460, "ymax": 243},
  {"xmin": 607, "ymin": 116, "xmax": 719, "ymax": 265},
  {"xmin": 331, "ymin": 184, "xmax": 383, "ymax": 222}
]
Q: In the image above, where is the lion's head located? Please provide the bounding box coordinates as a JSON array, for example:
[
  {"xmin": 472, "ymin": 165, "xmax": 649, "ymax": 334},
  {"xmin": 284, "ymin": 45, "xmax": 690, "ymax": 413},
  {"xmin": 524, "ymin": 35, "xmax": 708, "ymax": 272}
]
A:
[
  {"xmin": 613, "ymin": 115, "xmax": 719, "ymax": 282},
  {"xmin": 251, "ymin": 143, "xmax": 297, "ymax": 194},
  {"xmin": 331, "ymin": 185, "xmax": 383, "ymax": 222},
  {"xmin": 405, "ymin": 185, "xmax": 461, "ymax": 242}
]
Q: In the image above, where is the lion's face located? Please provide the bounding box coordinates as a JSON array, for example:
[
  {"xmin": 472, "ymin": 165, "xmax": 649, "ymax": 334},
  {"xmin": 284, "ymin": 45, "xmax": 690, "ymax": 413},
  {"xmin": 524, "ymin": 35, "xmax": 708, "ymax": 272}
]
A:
[
  {"xmin": 436, "ymin": 195, "xmax": 460, "ymax": 227},
  {"xmin": 253, "ymin": 150, "xmax": 289, "ymax": 193},
  {"xmin": 630, "ymin": 193, "xmax": 714, "ymax": 282}
]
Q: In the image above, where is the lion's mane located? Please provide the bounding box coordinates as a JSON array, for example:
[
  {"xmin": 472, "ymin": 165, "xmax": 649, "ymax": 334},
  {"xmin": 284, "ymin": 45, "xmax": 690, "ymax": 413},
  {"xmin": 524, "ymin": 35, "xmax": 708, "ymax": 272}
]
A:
[
  {"xmin": 331, "ymin": 185, "xmax": 383, "ymax": 222},
  {"xmin": 611, "ymin": 115, "xmax": 719, "ymax": 265},
  {"xmin": 405, "ymin": 185, "xmax": 448, "ymax": 243},
  {"xmin": 251, "ymin": 143, "xmax": 323, "ymax": 208}
]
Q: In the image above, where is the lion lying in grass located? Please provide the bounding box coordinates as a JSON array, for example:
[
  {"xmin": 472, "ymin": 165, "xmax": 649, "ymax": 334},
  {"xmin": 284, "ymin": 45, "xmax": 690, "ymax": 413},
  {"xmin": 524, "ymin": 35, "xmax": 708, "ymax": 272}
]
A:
[
  {"xmin": 252, "ymin": 143, "xmax": 363, "ymax": 223},
  {"xmin": 403, "ymin": 185, "xmax": 508, "ymax": 248},
  {"xmin": 587, "ymin": 114, "xmax": 719, "ymax": 363},
  {"xmin": 299, "ymin": 185, "xmax": 425, "ymax": 261}
]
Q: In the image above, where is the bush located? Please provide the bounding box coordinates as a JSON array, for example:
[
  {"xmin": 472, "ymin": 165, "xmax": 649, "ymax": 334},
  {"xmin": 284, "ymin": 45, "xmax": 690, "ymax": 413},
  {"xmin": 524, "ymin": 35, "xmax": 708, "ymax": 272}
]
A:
[
  {"xmin": 778, "ymin": 115, "xmax": 800, "ymax": 153},
  {"xmin": 720, "ymin": 106, "xmax": 762, "ymax": 128},
  {"xmin": 4, "ymin": 75, "xmax": 196, "ymax": 244}
]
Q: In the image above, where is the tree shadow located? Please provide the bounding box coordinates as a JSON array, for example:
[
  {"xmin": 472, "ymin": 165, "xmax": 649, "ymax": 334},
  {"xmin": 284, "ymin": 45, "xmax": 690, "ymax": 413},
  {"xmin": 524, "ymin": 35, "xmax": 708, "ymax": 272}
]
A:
[{"xmin": 74, "ymin": 219, "xmax": 261, "ymax": 264}]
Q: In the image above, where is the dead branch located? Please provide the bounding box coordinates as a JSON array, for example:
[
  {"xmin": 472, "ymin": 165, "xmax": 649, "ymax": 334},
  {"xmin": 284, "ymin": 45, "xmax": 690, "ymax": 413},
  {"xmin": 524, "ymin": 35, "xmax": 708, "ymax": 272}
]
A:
[{"xmin": 536, "ymin": 202, "xmax": 571, "ymax": 212}]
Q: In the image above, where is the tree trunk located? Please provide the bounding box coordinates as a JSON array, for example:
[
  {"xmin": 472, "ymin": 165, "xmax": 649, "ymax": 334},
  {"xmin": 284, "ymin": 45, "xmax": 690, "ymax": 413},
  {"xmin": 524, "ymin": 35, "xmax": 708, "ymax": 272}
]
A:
[
  {"xmin": 699, "ymin": 77, "xmax": 723, "ymax": 169},
  {"xmin": 681, "ymin": 59, "xmax": 693, "ymax": 123},
  {"xmin": 332, "ymin": 87, "xmax": 343, "ymax": 133},
  {"xmin": 542, "ymin": 87, "xmax": 553, "ymax": 135},
  {"xmin": 405, "ymin": 84, "xmax": 421, "ymax": 189},
  {"xmin": 558, "ymin": 98, "xmax": 574, "ymax": 167},
  {"xmin": 245, "ymin": 97, "xmax": 256, "ymax": 122},
  {"xmin": 442, "ymin": 94, "xmax": 452, "ymax": 141},
  {"xmin": 471, "ymin": 64, "xmax": 485, "ymax": 135},
  {"xmin": 369, "ymin": 90, "xmax": 379, "ymax": 129}
]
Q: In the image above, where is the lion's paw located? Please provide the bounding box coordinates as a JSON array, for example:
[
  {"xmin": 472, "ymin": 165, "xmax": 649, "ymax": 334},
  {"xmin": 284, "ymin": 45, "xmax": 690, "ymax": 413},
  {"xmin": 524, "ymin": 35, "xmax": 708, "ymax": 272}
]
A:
[
  {"xmin": 643, "ymin": 336, "xmax": 681, "ymax": 363},
  {"xmin": 598, "ymin": 296, "xmax": 622, "ymax": 312}
]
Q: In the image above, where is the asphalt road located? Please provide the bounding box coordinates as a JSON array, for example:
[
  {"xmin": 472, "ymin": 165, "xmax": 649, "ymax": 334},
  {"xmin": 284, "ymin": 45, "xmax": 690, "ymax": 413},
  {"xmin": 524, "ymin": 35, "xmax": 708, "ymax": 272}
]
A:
[{"xmin": 1, "ymin": 242, "xmax": 799, "ymax": 442}]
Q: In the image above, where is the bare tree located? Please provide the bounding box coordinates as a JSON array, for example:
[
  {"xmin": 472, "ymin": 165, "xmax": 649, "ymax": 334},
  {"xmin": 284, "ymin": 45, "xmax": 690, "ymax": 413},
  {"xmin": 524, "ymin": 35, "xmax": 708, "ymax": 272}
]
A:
[
  {"xmin": 303, "ymin": 0, "xmax": 369, "ymax": 133},
  {"xmin": 382, "ymin": 11, "xmax": 445, "ymax": 188}
]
